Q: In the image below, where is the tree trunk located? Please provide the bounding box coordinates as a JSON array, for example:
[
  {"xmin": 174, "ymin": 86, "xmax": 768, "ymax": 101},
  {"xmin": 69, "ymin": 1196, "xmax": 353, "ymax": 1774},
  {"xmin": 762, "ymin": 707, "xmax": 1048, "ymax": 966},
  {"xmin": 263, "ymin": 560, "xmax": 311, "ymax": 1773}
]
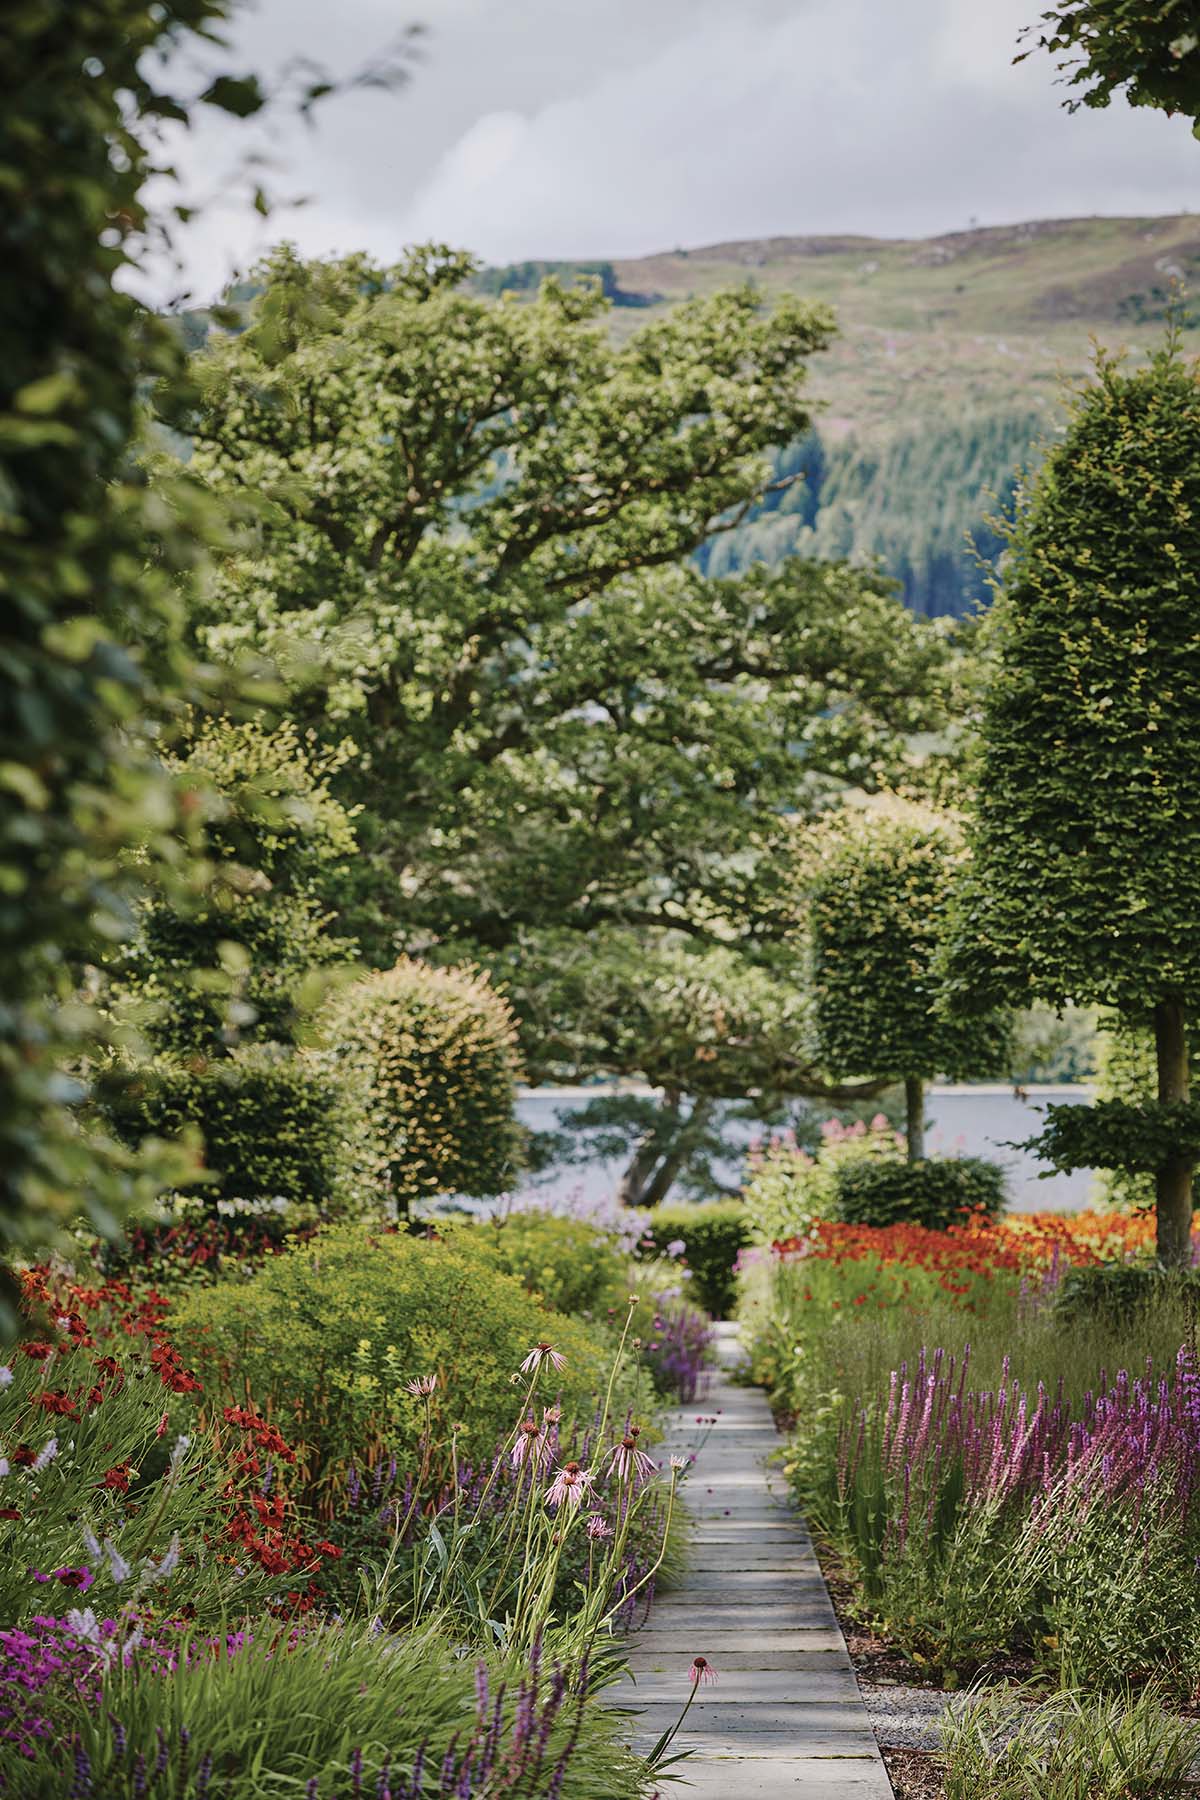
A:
[
  {"xmin": 1154, "ymin": 998, "xmax": 1194, "ymax": 1267},
  {"xmin": 640, "ymin": 1097, "xmax": 716, "ymax": 1208},
  {"xmin": 904, "ymin": 1074, "xmax": 926, "ymax": 1165},
  {"xmin": 617, "ymin": 1090, "xmax": 681, "ymax": 1206}
]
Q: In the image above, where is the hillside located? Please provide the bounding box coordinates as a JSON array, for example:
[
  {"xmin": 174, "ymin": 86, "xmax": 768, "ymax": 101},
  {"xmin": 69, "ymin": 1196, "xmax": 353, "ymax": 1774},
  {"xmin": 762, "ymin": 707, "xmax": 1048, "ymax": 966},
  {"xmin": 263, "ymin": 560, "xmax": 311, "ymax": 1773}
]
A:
[
  {"xmin": 180, "ymin": 217, "xmax": 1200, "ymax": 618},
  {"xmin": 484, "ymin": 216, "xmax": 1200, "ymax": 615}
]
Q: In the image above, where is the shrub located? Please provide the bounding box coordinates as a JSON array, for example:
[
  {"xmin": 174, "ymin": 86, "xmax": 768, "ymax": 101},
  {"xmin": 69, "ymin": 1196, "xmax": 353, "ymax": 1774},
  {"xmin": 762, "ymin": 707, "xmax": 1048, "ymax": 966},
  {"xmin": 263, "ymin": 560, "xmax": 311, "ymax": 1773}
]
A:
[
  {"xmin": 317, "ymin": 960, "xmax": 523, "ymax": 1205},
  {"xmin": 833, "ymin": 1156, "xmax": 1007, "ymax": 1230},
  {"xmin": 441, "ymin": 1211, "xmax": 627, "ymax": 1317},
  {"xmin": 98, "ymin": 1047, "xmax": 369, "ymax": 1214},
  {"xmin": 741, "ymin": 1116, "xmax": 903, "ymax": 1245},
  {"xmin": 635, "ymin": 1200, "xmax": 750, "ymax": 1316},
  {"xmin": 169, "ymin": 1221, "xmax": 635, "ymax": 1486},
  {"xmin": 124, "ymin": 887, "xmax": 348, "ymax": 1056},
  {"xmin": 106, "ymin": 1195, "xmax": 321, "ymax": 1297},
  {"xmin": 117, "ymin": 719, "xmax": 360, "ymax": 1056}
]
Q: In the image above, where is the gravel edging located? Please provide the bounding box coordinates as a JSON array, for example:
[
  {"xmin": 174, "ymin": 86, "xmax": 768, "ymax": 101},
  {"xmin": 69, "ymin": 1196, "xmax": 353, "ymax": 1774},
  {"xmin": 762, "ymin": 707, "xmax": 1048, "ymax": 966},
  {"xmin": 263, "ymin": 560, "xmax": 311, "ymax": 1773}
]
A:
[{"xmin": 861, "ymin": 1681, "xmax": 959, "ymax": 1752}]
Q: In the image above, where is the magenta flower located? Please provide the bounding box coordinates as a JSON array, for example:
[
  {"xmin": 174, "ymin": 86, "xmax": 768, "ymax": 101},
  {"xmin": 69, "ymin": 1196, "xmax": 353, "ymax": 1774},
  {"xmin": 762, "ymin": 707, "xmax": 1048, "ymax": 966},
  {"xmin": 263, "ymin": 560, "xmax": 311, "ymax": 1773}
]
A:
[
  {"xmin": 586, "ymin": 1513, "xmax": 613, "ymax": 1540},
  {"xmin": 404, "ymin": 1375, "xmax": 438, "ymax": 1398},
  {"xmin": 31, "ymin": 1567, "xmax": 94, "ymax": 1593},
  {"xmin": 689, "ymin": 1656, "xmax": 717, "ymax": 1686}
]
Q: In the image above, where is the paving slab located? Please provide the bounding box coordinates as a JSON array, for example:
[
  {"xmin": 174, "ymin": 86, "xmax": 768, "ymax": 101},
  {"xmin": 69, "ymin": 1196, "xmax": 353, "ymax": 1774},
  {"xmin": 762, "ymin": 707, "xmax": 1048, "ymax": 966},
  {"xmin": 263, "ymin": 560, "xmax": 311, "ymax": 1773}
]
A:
[
  {"xmin": 629, "ymin": 1651, "xmax": 852, "ymax": 1673},
  {"xmin": 605, "ymin": 1324, "xmax": 892, "ymax": 1798},
  {"xmin": 653, "ymin": 1770, "xmax": 889, "ymax": 1798},
  {"xmin": 655, "ymin": 1571, "xmax": 831, "ymax": 1594}
]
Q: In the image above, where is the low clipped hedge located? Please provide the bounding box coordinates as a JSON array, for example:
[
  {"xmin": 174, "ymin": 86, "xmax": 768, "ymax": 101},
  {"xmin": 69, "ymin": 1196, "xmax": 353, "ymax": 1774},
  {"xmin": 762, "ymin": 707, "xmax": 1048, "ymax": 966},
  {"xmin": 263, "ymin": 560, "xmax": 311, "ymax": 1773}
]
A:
[
  {"xmin": 833, "ymin": 1156, "xmax": 1006, "ymax": 1230},
  {"xmin": 170, "ymin": 1221, "xmax": 637, "ymax": 1482},
  {"xmin": 99, "ymin": 1046, "xmax": 365, "ymax": 1212},
  {"xmin": 317, "ymin": 959, "xmax": 523, "ymax": 1204},
  {"xmin": 635, "ymin": 1201, "xmax": 750, "ymax": 1317}
]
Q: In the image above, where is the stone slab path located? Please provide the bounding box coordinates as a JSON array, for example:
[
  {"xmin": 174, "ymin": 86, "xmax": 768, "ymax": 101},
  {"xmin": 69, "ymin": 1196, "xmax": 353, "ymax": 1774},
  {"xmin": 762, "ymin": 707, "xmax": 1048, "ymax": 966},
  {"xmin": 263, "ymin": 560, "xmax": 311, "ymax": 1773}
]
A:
[{"xmin": 608, "ymin": 1322, "xmax": 893, "ymax": 1798}]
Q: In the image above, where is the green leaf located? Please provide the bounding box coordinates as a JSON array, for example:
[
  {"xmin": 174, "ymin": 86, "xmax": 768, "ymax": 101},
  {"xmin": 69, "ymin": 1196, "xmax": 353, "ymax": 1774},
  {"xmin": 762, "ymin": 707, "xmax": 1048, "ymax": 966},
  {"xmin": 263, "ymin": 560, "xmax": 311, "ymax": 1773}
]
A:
[{"xmin": 199, "ymin": 74, "xmax": 266, "ymax": 118}]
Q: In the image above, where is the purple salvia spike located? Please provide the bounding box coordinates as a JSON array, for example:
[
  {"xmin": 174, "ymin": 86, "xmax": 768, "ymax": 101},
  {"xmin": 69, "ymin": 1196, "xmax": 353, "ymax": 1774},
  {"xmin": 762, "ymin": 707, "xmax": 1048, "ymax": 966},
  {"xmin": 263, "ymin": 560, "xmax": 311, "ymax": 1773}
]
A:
[
  {"xmin": 439, "ymin": 1735, "xmax": 459, "ymax": 1794},
  {"xmin": 71, "ymin": 1745, "xmax": 93, "ymax": 1800}
]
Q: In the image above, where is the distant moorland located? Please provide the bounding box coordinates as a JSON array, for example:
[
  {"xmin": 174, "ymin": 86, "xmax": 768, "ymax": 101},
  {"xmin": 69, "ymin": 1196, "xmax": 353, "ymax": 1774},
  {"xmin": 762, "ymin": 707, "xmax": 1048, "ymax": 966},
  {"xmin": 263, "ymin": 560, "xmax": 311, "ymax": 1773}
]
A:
[{"xmin": 479, "ymin": 216, "xmax": 1200, "ymax": 615}]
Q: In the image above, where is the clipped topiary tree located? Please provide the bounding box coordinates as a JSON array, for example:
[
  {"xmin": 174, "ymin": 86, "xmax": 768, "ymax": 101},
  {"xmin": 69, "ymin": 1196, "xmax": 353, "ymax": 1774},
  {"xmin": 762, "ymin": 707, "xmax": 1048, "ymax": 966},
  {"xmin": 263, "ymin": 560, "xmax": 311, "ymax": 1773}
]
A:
[
  {"xmin": 317, "ymin": 959, "xmax": 524, "ymax": 1211},
  {"xmin": 1089, "ymin": 1017, "xmax": 1200, "ymax": 1213},
  {"xmin": 802, "ymin": 801, "xmax": 1011, "ymax": 1162},
  {"xmin": 946, "ymin": 334, "xmax": 1200, "ymax": 1263}
]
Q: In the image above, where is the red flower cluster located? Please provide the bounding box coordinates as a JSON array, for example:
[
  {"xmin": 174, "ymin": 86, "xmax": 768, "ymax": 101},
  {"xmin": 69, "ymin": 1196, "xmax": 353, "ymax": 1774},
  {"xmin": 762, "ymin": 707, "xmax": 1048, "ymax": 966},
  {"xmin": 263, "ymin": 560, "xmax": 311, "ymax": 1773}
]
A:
[
  {"xmin": 773, "ymin": 1210, "xmax": 1159, "ymax": 1298},
  {"xmin": 224, "ymin": 1489, "xmax": 341, "ymax": 1598},
  {"xmin": 7, "ymin": 1263, "xmax": 349, "ymax": 1618},
  {"xmin": 149, "ymin": 1339, "xmax": 203, "ymax": 1396},
  {"xmin": 13, "ymin": 1268, "xmax": 205, "ymax": 1417},
  {"xmin": 38, "ymin": 1389, "xmax": 81, "ymax": 1418},
  {"xmin": 223, "ymin": 1406, "xmax": 297, "ymax": 1465}
]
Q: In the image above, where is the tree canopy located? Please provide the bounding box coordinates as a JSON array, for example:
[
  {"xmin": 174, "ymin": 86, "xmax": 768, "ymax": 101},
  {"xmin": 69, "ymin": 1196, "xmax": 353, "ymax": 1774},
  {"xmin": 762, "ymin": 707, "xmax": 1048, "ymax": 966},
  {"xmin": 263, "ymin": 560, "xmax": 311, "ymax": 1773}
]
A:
[
  {"xmin": 0, "ymin": 0, "xmax": 245, "ymax": 1326},
  {"xmin": 0, "ymin": 5, "xmax": 414, "ymax": 1319},
  {"xmin": 177, "ymin": 247, "xmax": 951, "ymax": 963},
  {"xmin": 947, "ymin": 335, "xmax": 1200, "ymax": 1259},
  {"xmin": 1020, "ymin": 1, "xmax": 1200, "ymax": 133}
]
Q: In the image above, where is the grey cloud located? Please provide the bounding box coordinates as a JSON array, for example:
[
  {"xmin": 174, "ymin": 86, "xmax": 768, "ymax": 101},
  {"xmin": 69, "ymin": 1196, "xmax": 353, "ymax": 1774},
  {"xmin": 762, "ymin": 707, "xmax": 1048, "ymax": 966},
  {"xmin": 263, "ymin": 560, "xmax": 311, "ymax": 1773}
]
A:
[{"xmin": 163, "ymin": 0, "xmax": 1198, "ymax": 301}]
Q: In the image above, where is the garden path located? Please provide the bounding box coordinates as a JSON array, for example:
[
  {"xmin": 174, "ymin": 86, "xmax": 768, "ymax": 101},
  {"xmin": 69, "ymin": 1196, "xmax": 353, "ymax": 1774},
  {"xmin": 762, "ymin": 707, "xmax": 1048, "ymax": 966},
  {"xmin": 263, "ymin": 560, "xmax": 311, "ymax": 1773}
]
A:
[{"xmin": 609, "ymin": 1321, "xmax": 893, "ymax": 1797}]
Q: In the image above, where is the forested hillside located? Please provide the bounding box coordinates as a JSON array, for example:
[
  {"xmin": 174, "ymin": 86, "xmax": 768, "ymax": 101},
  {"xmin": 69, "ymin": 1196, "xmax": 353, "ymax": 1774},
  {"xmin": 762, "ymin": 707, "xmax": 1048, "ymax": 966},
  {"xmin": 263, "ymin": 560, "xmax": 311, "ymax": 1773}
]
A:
[
  {"xmin": 697, "ymin": 407, "xmax": 1043, "ymax": 614},
  {"xmin": 485, "ymin": 215, "xmax": 1200, "ymax": 615}
]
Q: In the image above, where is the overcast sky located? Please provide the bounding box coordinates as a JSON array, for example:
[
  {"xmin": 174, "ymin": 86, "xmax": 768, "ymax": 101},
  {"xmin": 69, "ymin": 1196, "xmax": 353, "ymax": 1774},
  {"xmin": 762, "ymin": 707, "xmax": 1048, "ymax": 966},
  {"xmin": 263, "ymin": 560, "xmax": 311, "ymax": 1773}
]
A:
[{"xmin": 161, "ymin": 0, "xmax": 1199, "ymax": 304}]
